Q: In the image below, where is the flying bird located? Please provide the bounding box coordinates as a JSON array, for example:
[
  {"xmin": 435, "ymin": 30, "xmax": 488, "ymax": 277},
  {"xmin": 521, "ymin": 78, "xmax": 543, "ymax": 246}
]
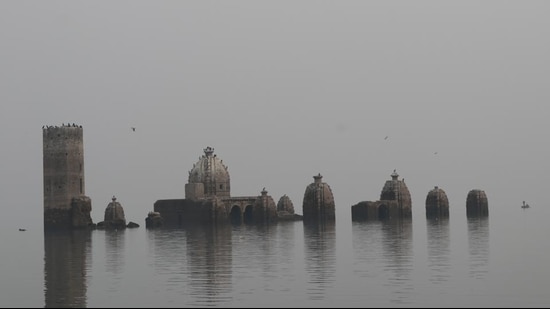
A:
[
  {"xmin": 384, "ymin": 136, "xmax": 389, "ymax": 140},
  {"xmin": 131, "ymin": 127, "xmax": 136, "ymax": 132}
]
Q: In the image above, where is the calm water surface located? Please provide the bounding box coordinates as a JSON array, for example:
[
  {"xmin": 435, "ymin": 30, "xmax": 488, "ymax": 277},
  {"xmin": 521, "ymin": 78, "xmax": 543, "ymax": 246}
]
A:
[{"xmin": 2, "ymin": 205, "xmax": 549, "ymax": 308}]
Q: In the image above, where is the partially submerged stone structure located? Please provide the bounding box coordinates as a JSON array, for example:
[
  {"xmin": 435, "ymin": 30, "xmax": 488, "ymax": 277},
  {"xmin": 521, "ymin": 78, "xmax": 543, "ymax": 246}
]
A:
[
  {"xmin": 43, "ymin": 124, "xmax": 94, "ymax": 230},
  {"xmin": 466, "ymin": 189, "xmax": 488, "ymax": 217},
  {"xmin": 150, "ymin": 147, "xmax": 300, "ymax": 227},
  {"xmin": 302, "ymin": 173, "xmax": 336, "ymax": 223},
  {"xmin": 351, "ymin": 170, "xmax": 412, "ymax": 221},
  {"xmin": 425, "ymin": 186, "xmax": 449, "ymax": 219},
  {"xmin": 96, "ymin": 196, "xmax": 139, "ymax": 229},
  {"xmin": 277, "ymin": 194, "xmax": 302, "ymax": 221}
]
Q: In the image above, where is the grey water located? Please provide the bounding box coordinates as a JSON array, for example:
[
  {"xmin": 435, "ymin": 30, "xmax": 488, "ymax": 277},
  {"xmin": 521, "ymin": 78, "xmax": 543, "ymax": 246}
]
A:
[{"xmin": 2, "ymin": 204, "xmax": 549, "ymax": 308}]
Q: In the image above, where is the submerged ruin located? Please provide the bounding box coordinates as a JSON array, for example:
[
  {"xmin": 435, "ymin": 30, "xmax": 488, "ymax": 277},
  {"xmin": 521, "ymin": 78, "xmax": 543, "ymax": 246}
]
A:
[{"xmin": 351, "ymin": 170, "xmax": 412, "ymax": 221}]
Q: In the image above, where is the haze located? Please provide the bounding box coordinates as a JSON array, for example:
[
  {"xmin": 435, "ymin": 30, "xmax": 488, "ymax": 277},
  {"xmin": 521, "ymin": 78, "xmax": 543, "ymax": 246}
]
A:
[{"xmin": 1, "ymin": 1, "xmax": 549, "ymax": 228}]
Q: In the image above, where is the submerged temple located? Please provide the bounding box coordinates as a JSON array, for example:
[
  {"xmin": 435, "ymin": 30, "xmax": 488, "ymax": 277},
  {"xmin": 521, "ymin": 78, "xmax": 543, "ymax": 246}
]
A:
[
  {"xmin": 302, "ymin": 173, "xmax": 336, "ymax": 223},
  {"xmin": 150, "ymin": 147, "xmax": 302, "ymax": 227},
  {"xmin": 466, "ymin": 189, "xmax": 489, "ymax": 218},
  {"xmin": 351, "ymin": 170, "xmax": 412, "ymax": 221},
  {"xmin": 425, "ymin": 186, "xmax": 450, "ymax": 219}
]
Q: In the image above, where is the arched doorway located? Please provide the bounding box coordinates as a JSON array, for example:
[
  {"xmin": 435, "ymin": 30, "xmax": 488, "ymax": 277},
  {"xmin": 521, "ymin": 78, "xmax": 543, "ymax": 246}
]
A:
[
  {"xmin": 243, "ymin": 205, "xmax": 254, "ymax": 224},
  {"xmin": 230, "ymin": 205, "xmax": 242, "ymax": 225}
]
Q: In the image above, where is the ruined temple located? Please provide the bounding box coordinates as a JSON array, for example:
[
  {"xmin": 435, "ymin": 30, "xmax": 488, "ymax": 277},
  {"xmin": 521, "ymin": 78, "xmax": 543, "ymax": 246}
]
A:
[
  {"xmin": 302, "ymin": 173, "xmax": 336, "ymax": 223},
  {"xmin": 151, "ymin": 147, "xmax": 300, "ymax": 227},
  {"xmin": 351, "ymin": 170, "xmax": 412, "ymax": 221},
  {"xmin": 466, "ymin": 189, "xmax": 488, "ymax": 218},
  {"xmin": 425, "ymin": 186, "xmax": 449, "ymax": 219},
  {"xmin": 43, "ymin": 124, "xmax": 94, "ymax": 230}
]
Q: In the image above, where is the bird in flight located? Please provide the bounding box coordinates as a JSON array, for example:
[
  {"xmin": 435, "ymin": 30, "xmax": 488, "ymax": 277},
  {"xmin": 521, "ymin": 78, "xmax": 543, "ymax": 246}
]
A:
[
  {"xmin": 384, "ymin": 136, "xmax": 389, "ymax": 140},
  {"xmin": 131, "ymin": 127, "xmax": 136, "ymax": 132}
]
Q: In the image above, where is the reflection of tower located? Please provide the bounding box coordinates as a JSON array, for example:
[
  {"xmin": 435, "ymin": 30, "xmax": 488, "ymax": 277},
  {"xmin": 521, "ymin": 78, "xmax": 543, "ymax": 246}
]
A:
[
  {"xmin": 185, "ymin": 225, "xmax": 233, "ymax": 305},
  {"xmin": 467, "ymin": 217, "xmax": 490, "ymax": 279},
  {"xmin": 303, "ymin": 222, "xmax": 336, "ymax": 301},
  {"xmin": 44, "ymin": 230, "xmax": 91, "ymax": 308},
  {"xmin": 379, "ymin": 219, "xmax": 414, "ymax": 305},
  {"xmin": 426, "ymin": 218, "xmax": 451, "ymax": 283},
  {"xmin": 43, "ymin": 124, "xmax": 93, "ymax": 229},
  {"xmin": 104, "ymin": 229, "xmax": 125, "ymax": 276}
]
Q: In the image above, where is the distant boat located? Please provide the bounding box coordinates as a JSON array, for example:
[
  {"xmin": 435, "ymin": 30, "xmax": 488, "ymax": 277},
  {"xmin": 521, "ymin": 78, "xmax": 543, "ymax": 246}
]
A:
[
  {"xmin": 521, "ymin": 201, "xmax": 530, "ymax": 209},
  {"xmin": 18, "ymin": 228, "xmax": 26, "ymax": 231}
]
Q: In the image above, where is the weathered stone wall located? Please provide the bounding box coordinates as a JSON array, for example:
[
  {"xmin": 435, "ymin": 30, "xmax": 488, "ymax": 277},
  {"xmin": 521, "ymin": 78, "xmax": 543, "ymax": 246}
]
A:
[
  {"xmin": 351, "ymin": 200, "xmax": 401, "ymax": 221},
  {"xmin": 43, "ymin": 125, "xmax": 85, "ymax": 211}
]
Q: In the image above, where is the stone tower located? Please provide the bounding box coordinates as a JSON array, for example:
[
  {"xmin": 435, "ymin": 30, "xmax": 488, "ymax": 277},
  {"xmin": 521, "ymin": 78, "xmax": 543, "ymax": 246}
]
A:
[
  {"xmin": 466, "ymin": 189, "xmax": 488, "ymax": 217},
  {"xmin": 43, "ymin": 124, "xmax": 93, "ymax": 229},
  {"xmin": 185, "ymin": 146, "xmax": 231, "ymax": 200},
  {"xmin": 425, "ymin": 186, "xmax": 449, "ymax": 219},
  {"xmin": 302, "ymin": 173, "xmax": 336, "ymax": 223},
  {"xmin": 379, "ymin": 170, "xmax": 412, "ymax": 218}
]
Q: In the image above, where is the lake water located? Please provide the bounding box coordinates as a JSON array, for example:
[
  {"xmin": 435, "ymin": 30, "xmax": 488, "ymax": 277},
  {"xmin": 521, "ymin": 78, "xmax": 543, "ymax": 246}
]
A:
[{"xmin": 2, "ymin": 203, "xmax": 549, "ymax": 308}]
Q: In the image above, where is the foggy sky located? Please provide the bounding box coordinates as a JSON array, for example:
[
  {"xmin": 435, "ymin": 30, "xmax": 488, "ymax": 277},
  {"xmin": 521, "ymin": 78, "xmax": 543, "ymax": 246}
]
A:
[{"xmin": 1, "ymin": 1, "xmax": 549, "ymax": 227}]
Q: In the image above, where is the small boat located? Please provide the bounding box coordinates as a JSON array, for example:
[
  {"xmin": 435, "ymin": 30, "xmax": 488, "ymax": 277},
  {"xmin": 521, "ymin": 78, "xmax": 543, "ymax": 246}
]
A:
[
  {"xmin": 18, "ymin": 228, "xmax": 26, "ymax": 231},
  {"xmin": 521, "ymin": 201, "xmax": 530, "ymax": 209}
]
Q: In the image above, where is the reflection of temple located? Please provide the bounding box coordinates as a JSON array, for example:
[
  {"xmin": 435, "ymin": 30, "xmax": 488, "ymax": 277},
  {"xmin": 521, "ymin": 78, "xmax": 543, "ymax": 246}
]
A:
[
  {"xmin": 303, "ymin": 222, "xmax": 336, "ymax": 301},
  {"xmin": 152, "ymin": 147, "xmax": 300, "ymax": 227},
  {"xmin": 44, "ymin": 230, "xmax": 91, "ymax": 308},
  {"xmin": 104, "ymin": 229, "xmax": 125, "ymax": 276},
  {"xmin": 184, "ymin": 225, "xmax": 233, "ymax": 305},
  {"xmin": 467, "ymin": 217, "xmax": 490, "ymax": 279},
  {"xmin": 352, "ymin": 170, "xmax": 412, "ymax": 221},
  {"xmin": 426, "ymin": 218, "xmax": 451, "ymax": 283}
]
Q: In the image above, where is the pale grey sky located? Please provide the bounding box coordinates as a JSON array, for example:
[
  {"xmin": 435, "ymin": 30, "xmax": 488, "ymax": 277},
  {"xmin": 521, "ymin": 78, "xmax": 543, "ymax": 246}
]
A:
[{"xmin": 1, "ymin": 1, "xmax": 549, "ymax": 226}]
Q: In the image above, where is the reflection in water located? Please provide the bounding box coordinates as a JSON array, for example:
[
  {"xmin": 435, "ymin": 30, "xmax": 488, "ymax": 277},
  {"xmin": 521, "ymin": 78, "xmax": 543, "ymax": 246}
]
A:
[
  {"xmin": 303, "ymin": 222, "xmax": 336, "ymax": 301},
  {"xmin": 352, "ymin": 219, "xmax": 414, "ymax": 305},
  {"xmin": 147, "ymin": 225, "xmax": 233, "ymax": 306},
  {"xmin": 426, "ymin": 218, "xmax": 451, "ymax": 283},
  {"xmin": 104, "ymin": 229, "xmax": 125, "ymax": 276},
  {"xmin": 185, "ymin": 224, "xmax": 233, "ymax": 305},
  {"xmin": 44, "ymin": 230, "xmax": 92, "ymax": 308},
  {"xmin": 380, "ymin": 219, "xmax": 413, "ymax": 304},
  {"xmin": 467, "ymin": 217, "xmax": 489, "ymax": 279}
]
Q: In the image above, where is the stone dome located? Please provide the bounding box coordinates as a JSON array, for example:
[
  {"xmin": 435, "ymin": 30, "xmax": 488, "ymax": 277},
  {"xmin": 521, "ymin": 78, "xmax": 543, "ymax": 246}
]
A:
[
  {"xmin": 380, "ymin": 169, "xmax": 412, "ymax": 217},
  {"xmin": 185, "ymin": 146, "xmax": 230, "ymax": 199},
  {"xmin": 277, "ymin": 194, "xmax": 295, "ymax": 214},
  {"xmin": 466, "ymin": 189, "xmax": 488, "ymax": 217},
  {"xmin": 302, "ymin": 173, "xmax": 336, "ymax": 222},
  {"xmin": 425, "ymin": 186, "xmax": 449, "ymax": 219}
]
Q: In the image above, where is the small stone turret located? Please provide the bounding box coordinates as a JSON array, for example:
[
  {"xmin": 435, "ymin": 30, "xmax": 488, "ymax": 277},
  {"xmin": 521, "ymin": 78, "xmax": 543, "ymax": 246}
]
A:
[
  {"xmin": 302, "ymin": 173, "xmax": 335, "ymax": 223},
  {"xmin": 102, "ymin": 196, "xmax": 126, "ymax": 229},
  {"xmin": 466, "ymin": 189, "xmax": 488, "ymax": 217},
  {"xmin": 425, "ymin": 186, "xmax": 449, "ymax": 219}
]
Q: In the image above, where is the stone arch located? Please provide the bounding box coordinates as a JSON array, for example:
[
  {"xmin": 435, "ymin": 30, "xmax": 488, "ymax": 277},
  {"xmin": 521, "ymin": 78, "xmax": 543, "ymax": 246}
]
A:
[
  {"xmin": 230, "ymin": 205, "xmax": 242, "ymax": 225},
  {"xmin": 378, "ymin": 203, "xmax": 390, "ymax": 220},
  {"xmin": 243, "ymin": 205, "xmax": 254, "ymax": 224}
]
